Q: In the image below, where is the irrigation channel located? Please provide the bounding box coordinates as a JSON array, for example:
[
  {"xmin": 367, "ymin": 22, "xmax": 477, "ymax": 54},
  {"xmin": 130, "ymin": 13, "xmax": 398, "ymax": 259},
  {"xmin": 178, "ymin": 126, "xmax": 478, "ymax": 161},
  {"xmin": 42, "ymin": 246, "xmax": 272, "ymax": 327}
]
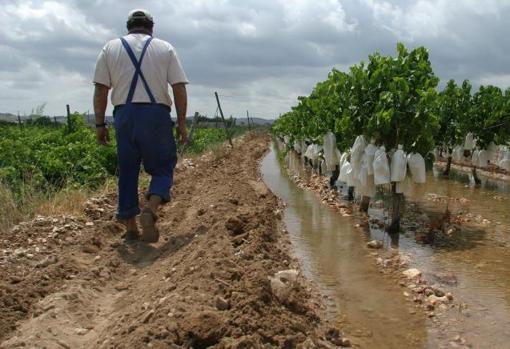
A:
[{"xmin": 261, "ymin": 142, "xmax": 510, "ymax": 349}]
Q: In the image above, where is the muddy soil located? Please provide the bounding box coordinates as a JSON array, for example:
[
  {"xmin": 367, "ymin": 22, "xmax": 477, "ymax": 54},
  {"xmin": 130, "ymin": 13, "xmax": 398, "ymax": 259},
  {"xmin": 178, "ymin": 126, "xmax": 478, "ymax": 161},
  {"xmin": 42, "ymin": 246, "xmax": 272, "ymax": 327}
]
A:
[{"xmin": 0, "ymin": 132, "xmax": 347, "ymax": 349}]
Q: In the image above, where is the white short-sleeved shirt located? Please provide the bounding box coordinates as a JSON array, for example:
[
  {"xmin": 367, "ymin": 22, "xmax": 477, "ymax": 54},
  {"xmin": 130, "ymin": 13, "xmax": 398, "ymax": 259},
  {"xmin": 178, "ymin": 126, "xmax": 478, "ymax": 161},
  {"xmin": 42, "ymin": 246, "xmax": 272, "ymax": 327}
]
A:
[{"xmin": 93, "ymin": 34, "xmax": 188, "ymax": 107}]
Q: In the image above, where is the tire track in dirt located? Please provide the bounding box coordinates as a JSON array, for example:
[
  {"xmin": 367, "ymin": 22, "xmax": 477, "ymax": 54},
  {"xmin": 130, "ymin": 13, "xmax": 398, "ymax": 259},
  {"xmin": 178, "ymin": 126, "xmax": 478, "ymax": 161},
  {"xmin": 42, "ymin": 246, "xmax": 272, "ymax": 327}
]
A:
[{"xmin": 1, "ymin": 132, "xmax": 348, "ymax": 349}]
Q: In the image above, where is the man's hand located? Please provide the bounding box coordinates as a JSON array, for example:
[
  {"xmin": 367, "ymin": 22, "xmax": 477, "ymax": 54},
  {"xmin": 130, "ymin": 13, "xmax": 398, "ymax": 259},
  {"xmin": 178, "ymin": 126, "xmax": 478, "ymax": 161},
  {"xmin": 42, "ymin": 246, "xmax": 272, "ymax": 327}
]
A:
[
  {"xmin": 176, "ymin": 124, "xmax": 188, "ymax": 145},
  {"xmin": 96, "ymin": 126, "xmax": 110, "ymax": 146},
  {"xmin": 93, "ymin": 83, "xmax": 110, "ymax": 145},
  {"xmin": 172, "ymin": 83, "xmax": 188, "ymax": 145}
]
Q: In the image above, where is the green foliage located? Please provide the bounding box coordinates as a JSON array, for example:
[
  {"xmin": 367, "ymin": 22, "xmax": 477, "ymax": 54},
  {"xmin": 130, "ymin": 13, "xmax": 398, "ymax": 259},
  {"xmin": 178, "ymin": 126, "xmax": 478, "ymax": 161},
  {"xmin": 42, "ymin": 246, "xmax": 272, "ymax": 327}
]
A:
[
  {"xmin": 273, "ymin": 42, "xmax": 510, "ymax": 155},
  {"xmin": 67, "ymin": 111, "xmax": 86, "ymax": 133},
  {"xmin": 273, "ymin": 43, "xmax": 440, "ymax": 156},
  {"xmin": 26, "ymin": 116, "xmax": 55, "ymax": 127},
  {"xmin": 1, "ymin": 112, "xmax": 246, "ymax": 211},
  {"xmin": 184, "ymin": 127, "xmax": 247, "ymax": 154},
  {"xmin": 364, "ymin": 44, "xmax": 440, "ymax": 155},
  {"xmin": 470, "ymin": 85, "xmax": 509, "ymax": 148},
  {"xmin": 0, "ymin": 118, "xmax": 117, "ymax": 198},
  {"xmin": 436, "ymin": 80, "xmax": 472, "ymax": 148}
]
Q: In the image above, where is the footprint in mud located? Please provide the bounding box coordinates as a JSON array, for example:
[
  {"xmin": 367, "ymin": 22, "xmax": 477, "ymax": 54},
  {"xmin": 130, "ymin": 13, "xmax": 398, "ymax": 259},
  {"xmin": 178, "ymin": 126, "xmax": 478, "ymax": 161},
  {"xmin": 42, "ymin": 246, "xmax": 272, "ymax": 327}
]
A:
[{"xmin": 115, "ymin": 231, "xmax": 197, "ymax": 267}]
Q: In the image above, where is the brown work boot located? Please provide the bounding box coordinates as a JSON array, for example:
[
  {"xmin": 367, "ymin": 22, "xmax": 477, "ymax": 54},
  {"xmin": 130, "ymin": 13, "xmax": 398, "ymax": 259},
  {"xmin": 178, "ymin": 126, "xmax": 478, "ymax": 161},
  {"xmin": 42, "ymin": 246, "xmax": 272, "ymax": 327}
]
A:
[
  {"xmin": 121, "ymin": 230, "xmax": 140, "ymax": 241},
  {"xmin": 139, "ymin": 207, "xmax": 159, "ymax": 243}
]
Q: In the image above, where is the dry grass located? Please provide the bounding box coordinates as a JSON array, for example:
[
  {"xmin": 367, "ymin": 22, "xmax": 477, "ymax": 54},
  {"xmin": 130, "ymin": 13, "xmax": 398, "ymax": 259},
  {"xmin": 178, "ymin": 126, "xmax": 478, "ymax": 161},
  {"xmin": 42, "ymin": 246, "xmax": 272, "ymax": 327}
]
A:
[
  {"xmin": 0, "ymin": 178, "xmax": 117, "ymax": 234},
  {"xmin": 0, "ymin": 182, "xmax": 23, "ymax": 231}
]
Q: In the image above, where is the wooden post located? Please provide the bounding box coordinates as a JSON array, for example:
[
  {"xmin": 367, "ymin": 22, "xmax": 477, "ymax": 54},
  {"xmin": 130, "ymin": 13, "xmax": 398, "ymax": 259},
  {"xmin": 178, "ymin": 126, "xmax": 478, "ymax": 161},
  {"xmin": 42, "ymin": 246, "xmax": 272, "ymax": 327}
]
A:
[
  {"xmin": 246, "ymin": 110, "xmax": 252, "ymax": 130},
  {"xmin": 214, "ymin": 92, "xmax": 233, "ymax": 147},
  {"xmin": 66, "ymin": 104, "xmax": 72, "ymax": 132},
  {"xmin": 347, "ymin": 186, "xmax": 355, "ymax": 201},
  {"xmin": 444, "ymin": 155, "xmax": 452, "ymax": 176},
  {"xmin": 329, "ymin": 165, "xmax": 340, "ymax": 189},
  {"xmin": 388, "ymin": 183, "xmax": 403, "ymax": 234},
  {"xmin": 17, "ymin": 112, "xmax": 22, "ymax": 129},
  {"xmin": 442, "ymin": 147, "xmax": 452, "ymax": 176},
  {"xmin": 54, "ymin": 117, "xmax": 57, "ymax": 126},
  {"xmin": 472, "ymin": 167, "xmax": 481, "ymax": 186},
  {"xmin": 360, "ymin": 196, "xmax": 370, "ymax": 213}
]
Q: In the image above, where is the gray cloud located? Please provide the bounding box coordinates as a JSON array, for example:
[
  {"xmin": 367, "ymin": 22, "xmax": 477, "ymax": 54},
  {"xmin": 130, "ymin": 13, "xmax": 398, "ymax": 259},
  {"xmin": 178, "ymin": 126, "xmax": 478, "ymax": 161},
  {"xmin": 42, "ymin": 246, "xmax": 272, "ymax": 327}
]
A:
[{"xmin": 1, "ymin": 0, "xmax": 510, "ymax": 118}]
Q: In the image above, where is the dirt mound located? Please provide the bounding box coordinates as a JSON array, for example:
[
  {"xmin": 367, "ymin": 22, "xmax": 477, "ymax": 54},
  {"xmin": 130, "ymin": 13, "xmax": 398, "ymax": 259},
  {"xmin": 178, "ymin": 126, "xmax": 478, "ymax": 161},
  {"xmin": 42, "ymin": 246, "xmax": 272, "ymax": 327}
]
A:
[
  {"xmin": 0, "ymin": 196, "xmax": 123, "ymax": 340},
  {"xmin": 1, "ymin": 132, "xmax": 347, "ymax": 348}
]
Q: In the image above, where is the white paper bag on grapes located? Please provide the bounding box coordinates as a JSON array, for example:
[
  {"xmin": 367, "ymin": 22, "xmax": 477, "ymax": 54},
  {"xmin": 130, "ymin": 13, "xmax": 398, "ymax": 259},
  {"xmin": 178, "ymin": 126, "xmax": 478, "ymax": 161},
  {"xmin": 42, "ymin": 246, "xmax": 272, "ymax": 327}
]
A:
[
  {"xmin": 305, "ymin": 144, "xmax": 322, "ymax": 162},
  {"xmin": 351, "ymin": 135, "xmax": 366, "ymax": 178},
  {"xmin": 365, "ymin": 141, "xmax": 378, "ymax": 175},
  {"xmin": 339, "ymin": 161, "xmax": 352, "ymax": 182},
  {"xmin": 471, "ymin": 149, "xmax": 480, "ymax": 167},
  {"xmin": 373, "ymin": 146, "xmax": 390, "ymax": 186},
  {"xmin": 358, "ymin": 153, "xmax": 369, "ymax": 188},
  {"xmin": 464, "ymin": 133, "xmax": 475, "ymax": 150},
  {"xmin": 345, "ymin": 162, "xmax": 356, "ymax": 187},
  {"xmin": 499, "ymin": 151, "xmax": 510, "ymax": 171},
  {"xmin": 477, "ymin": 150, "xmax": 489, "ymax": 168},
  {"xmin": 488, "ymin": 142, "xmax": 498, "ymax": 163},
  {"xmin": 312, "ymin": 144, "xmax": 323, "ymax": 161},
  {"xmin": 452, "ymin": 146, "xmax": 463, "ymax": 162},
  {"xmin": 293, "ymin": 142, "xmax": 301, "ymax": 154},
  {"xmin": 300, "ymin": 141, "xmax": 307, "ymax": 158},
  {"xmin": 323, "ymin": 132, "xmax": 338, "ymax": 172},
  {"xmin": 339, "ymin": 152, "xmax": 348, "ymax": 169},
  {"xmin": 408, "ymin": 153, "xmax": 426, "ymax": 184},
  {"xmin": 390, "ymin": 145, "xmax": 407, "ymax": 182},
  {"xmin": 433, "ymin": 147, "xmax": 440, "ymax": 160},
  {"xmin": 304, "ymin": 144, "xmax": 314, "ymax": 159}
]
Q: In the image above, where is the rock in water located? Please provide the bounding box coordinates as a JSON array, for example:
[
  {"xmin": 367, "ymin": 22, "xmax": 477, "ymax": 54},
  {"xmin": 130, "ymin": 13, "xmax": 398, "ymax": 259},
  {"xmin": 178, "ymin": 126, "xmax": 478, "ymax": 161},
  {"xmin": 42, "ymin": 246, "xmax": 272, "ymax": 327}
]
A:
[
  {"xmin": 403, "ymin": 268, "xmax": 422, "ymax": 279},
  {"xmin": 366, "ymin": 240, "xmax": 383, "ymax": 249}
]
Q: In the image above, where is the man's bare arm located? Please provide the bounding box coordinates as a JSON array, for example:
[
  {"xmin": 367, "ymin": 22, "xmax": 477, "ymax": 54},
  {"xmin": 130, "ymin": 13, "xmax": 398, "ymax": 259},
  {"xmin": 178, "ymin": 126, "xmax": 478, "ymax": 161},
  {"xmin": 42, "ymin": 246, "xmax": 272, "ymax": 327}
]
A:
[
  {"xmin": 172, "ymin": 83, "xmax": 188, "ymax": 144},
  {"xmin": 94, "ymin": 83, "xmax": 109, "ymax": 124},
  {"xmin": 94, "ymin": 83, "xmax": 110, "ymax": 145}
]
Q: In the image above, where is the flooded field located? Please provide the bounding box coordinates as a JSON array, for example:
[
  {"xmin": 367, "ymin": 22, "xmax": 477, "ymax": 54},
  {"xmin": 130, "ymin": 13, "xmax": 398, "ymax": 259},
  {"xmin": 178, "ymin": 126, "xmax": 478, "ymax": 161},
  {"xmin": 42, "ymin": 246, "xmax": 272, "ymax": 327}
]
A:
[
  {"xmin": 261, "ymin": 144, "xmax": 510, "ymax": 348},
  {"xmin": 397, "ymin": 168, "xmax": 510, "ymax": 348}
]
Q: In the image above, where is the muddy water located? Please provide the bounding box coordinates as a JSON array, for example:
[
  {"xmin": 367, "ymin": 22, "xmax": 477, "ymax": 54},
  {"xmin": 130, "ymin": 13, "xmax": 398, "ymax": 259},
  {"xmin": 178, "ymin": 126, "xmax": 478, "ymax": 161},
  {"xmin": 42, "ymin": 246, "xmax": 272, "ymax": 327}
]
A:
[
  {"xmin": 392, "ymin": 167, "xmax": 510, "ymax": 348},
  {"xmin": 263, "ymin": 143, "xmax": 510, "ymax": 348},
  {"xmin": 261, "ymin": 145, "xmax": 434, "ymax": 348}
]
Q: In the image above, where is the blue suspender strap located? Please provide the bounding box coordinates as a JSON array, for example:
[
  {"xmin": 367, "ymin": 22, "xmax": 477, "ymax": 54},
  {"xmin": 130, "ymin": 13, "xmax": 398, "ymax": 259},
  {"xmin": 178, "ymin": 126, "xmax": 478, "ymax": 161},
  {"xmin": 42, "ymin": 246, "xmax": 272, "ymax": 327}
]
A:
[{"xmin": 120, "ymin": 37, "xmax": 156, "ymax": 104}]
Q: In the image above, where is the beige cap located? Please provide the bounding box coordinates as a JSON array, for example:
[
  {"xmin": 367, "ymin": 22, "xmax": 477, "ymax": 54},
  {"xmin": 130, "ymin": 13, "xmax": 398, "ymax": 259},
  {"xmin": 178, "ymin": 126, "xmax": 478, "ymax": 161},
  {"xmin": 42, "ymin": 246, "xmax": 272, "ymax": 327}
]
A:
[{"xmin": 127, "ymin": 9, "xmax": 153, "ymax": 23}]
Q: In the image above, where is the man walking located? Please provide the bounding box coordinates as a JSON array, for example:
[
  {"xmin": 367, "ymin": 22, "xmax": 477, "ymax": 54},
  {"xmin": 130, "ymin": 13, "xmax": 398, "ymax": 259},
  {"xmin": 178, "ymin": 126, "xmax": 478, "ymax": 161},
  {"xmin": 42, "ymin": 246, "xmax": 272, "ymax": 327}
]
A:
[{"xmin": 93, "ymin": 9, "xmax": 188, "ymax": 243}]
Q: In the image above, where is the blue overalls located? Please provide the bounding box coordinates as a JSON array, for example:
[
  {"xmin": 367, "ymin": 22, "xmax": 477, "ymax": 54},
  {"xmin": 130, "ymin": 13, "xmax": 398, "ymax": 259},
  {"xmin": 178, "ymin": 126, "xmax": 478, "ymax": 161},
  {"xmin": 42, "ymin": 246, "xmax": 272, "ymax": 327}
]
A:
[{"xmin": 113, "ymin": 36, "xmax": 177, "ymax": 220}]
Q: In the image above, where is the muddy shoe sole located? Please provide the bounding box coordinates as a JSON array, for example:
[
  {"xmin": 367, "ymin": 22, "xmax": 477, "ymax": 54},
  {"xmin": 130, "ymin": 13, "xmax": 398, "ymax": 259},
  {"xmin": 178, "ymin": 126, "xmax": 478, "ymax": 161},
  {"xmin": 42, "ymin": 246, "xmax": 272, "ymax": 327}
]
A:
[{"xmin": 140, "ymin": 208, "xmax": 160, "ymax": 243}]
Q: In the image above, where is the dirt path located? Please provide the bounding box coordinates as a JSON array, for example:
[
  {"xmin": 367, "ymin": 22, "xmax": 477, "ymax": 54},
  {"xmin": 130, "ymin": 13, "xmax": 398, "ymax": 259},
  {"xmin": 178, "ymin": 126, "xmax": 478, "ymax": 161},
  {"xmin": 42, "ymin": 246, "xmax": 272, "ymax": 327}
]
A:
[{"xmin": 0, "ymin": 132, "xmax": 348, "ymax": 348}]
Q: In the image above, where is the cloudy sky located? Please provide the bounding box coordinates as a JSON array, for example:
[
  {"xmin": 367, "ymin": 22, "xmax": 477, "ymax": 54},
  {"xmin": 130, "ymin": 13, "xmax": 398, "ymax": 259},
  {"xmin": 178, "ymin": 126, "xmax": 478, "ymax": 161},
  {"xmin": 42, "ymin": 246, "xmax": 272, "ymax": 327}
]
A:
[{"xmin": 1, "ymin": 0, "xmax": 510, "ymax": 119}]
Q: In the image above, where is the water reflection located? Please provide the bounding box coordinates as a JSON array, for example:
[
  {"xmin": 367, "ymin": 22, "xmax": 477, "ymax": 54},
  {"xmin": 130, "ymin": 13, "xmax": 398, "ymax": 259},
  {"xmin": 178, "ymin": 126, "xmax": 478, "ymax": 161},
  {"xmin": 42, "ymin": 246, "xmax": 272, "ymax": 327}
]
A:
[
  {"xmin": 262, "ymin": 145, "xmax": 432, "ymax": 349},
  {"xmin": 274, "ymin": 145, "xmax": 510, "ymax": 349}
]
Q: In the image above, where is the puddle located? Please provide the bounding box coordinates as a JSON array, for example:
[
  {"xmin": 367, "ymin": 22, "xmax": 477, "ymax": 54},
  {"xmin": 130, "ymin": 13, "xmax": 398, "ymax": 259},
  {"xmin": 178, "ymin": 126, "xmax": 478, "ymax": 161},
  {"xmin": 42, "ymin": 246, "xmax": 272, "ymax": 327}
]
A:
[
  {"xmin": 262, "ymin": 143, "xmax": 510, "ymax": 348},
  {"xmin": 261, "ymin": 145, "xmax": 432, "ymax": 348},
  {"xmin": 393, "ymin": 167, "xmax": 510, "ymax": 348}
]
